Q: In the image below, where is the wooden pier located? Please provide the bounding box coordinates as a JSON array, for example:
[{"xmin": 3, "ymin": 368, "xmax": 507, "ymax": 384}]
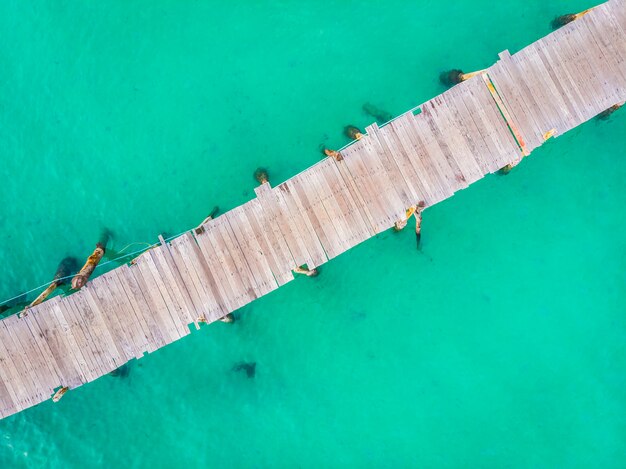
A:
[{"xmin": 1, "ymin": 0, "xmax": 624, "ymax": 420}]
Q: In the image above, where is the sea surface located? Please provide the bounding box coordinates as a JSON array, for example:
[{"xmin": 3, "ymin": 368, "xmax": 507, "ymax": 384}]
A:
[{"xmin": 1, "ymin": 0, "xmax": 625, "ymax": 467}]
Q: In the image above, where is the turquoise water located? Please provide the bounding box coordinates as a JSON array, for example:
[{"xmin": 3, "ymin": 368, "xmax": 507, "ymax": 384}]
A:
[{"xmin": 1, "ymin": 0, "xmax": 625, "ymax": 467}]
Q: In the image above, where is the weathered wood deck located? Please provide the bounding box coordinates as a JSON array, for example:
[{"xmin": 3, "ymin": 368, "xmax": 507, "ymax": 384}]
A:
[{"xmin": 1, "ymin": 0, "xmax": 625, "ymax": 420}]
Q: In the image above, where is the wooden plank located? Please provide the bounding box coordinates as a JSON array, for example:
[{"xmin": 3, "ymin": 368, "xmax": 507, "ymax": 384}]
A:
[
  {"xmin": 307, "ymin": 161, "xmax": 355, "ymax": 251},
  {"xmin": 246, "ymin": 196, "xmax": 296, "ymax": 285},
  {"xmin": 317, "ymin": 157, "xmax": 372, "ymax": 246},
  {"xmin": 387, "ymin": 114, "xmax": 446, "ymax": 203},
  {"xmin": 487, "ymin": 54, "xmax": 544, "ymax": 151},
  {"xmin": 51, "ymin": 296, "xmax": 100, "ymax": 381},
  {"xmin": 0, "ymin": 371, "xmax": 17, "ymax": 418},
  {"xmin": 308, "ymin": 163, "xmax": 352, "ymax": 249},
  {"xmin": 254, "ymin": 182, "xmax": 310, "ymax": 269},
  {"xmin": 454, "ymin": 79, "xmax": 519, "ymax": 171},
  {"xmin": 196, "ymin": 217, "xmax": 255, "ymax": 309},
  {"xmin": 86, "ymin": 274, "xmax": 137, "ymax": 362},
  {"xmin": 166, "ymin": 235, "xmax": 209, "ymax": 319},
  {"xmin": 194, "ymin": 225, "xmax": 243, "ymax": 313},
  {"xmin": 465, "ymin": 76, "xmax": 523, "ymax": 169},
  {"xmin": 225, "ymin": 204, "xmax": 278, "ymax": 296},
  {"xmin": 117, "ymin": 264, "xmax": 166, "ymax": 351},
  {"xmin": 8, "ymin": 315, "xmax": 58, "ymax": 397},
  {"xmin": 148, "ymin": 246, "xmax": 197, "ymax": 330},
  {"xmin": 441, "ymin": 82, "xmax": 496, "ymax": 174},
  {"xmin": 102, "ymin": 269, "xmax": 152, "ymax": 358},
  {"xmin": 142, "ymin": 249, "xmax": 191, "ymax": 336},
  {"xmin": 78, "ymin": 287, "xmax": 129, "ymax": 368},
  {"xmin": 573, "ymin": 13, "xmax": 626, "ymax": 106},
  {"xmin": 460, "ymin": 79, "xmax": 515, "ymax": 171},
  {"xmin": 60, "ymin": 294, "xmax": 109, "ymax": 377},
  {"xmin": 1, "ymin": 317, "xmax": 49, "ymax": 402},
  {"xmin": 33, "ymin": 300, "xmax": 87, "ymax": 387},
  {"xmin": 502, "ymin": 50, "xmax": 555, "ymax": 143},
  {"xmin": 425, "ymin": 94, "xmax": 487, "ymax": 183},
  {"xmin": 286, "ymin": 172, "xmax": 345, "ymax": 258},
  {"xmin": 331, "ymin": 145, "xmax": 379, "ymax": 234},
  {"xmin": 132, "ymin": 255, "xmax": 185, "ymax": 344},
  {"xmin": 214, "ymin": 215, "xmax": 259, "ymax": 305},
  {"xmin": 535, "ymin": 34, "xmax": 593, "ymax": 122},
  {"xmin": 529, "ymin": 36, "xmax": 589, "ymax": 130},
  {"xmin": 513, "ymin": 47, "xmax": 569, "ymax": 134},
  {"xmin": 68, "ymin": 290, "xmax": 122, "ymax": 373},
  {"xmin": 558, "ymin": 23, "xmax": 606, "ymax": 114},
  {"xmin": 0, "ymin": 321, "xmax": 34, "ymax": 410},
  {"xmin": 341, "ymin": 139, "xmax": 399, "ymax": 233},
  {"xmin": 170, "ymin": 232, "xmax": 229, "ymax": 321},
  {"xmin": 85, "ymin": 277, "xmax": 135, "ymax": 362},
  {"xmin": 0, "ymin": 318, "xmax": 45, "ymax": 406},
  {"xmin": 157, "ymin": 236, "xmax": 201, "ymax": 329},
  {"xmin": 409, "ymin": 111, "xmax": 465, "ymax": 196},
  {"xmin": 242, "ymin": 199, "xmax": 294, "ymax": 286},
  {"xmin": 276, "ymin": 180, "xmax": 328, "ymax": 267},
  {"xmin": 359, "ymin": 135, "xmax": 407, "ymax": 226},
  {"xmin": 571, "ymin": 16, "xmax": 624, "ymax": 106},
  {"xmin": 108, "ymin": 268, "xmax": 155, "ymax": 354},
  {"xmin": 583, "ymin": 6, "xmax": 626, "ymax": 86},
  {"xmin": 366, "ymin": 123, "xmax": 418, "ymax": 209},
  {"xmin": 340, "ymin": 141, "xmax": 390, "ymax": 232},
  {"xmin": 22, "ymin": 306, "xmax": 69, "ymax": 390},
  {"xmin": 610, "ymin": 0, "xmax": 626, "ymax": 36},
  {"xmin": 378, "ymin": 121, "xmax": 434, "ymax": 204},
  {"xmin": 531, "ymin": 39, "xmax": 586, "ymax": 129}
]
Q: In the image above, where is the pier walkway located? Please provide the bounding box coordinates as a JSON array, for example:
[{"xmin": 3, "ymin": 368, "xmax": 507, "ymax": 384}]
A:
[{"xmin": 1, "ymin": 0, "xmax": 624, "ymax": 420}]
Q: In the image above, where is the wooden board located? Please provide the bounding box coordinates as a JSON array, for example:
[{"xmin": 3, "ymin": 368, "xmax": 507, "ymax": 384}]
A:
[
  {"xmin": 276, "ymin": 180, "xmax": 328, "ymax": 267},
  {"xmin": 170, "ymin": 232, "xmax": 229, "ymax": 321},
  {"xmin": 246, "ymin": 196, "xmax": 295, "ymax": 286},
  {"xmin": 225, "ymin": 203, "xmax": 278, "ymax": 296}
]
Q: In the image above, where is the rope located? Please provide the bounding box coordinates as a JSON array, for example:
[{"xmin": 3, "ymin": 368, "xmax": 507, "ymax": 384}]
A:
[{"xmin": 0, "ymin": 229, "xmax": 193, "ymax": 309}]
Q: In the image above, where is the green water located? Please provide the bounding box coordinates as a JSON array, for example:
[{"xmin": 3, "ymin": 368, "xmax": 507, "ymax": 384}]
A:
[{"xmin": 1, "ymin": 0, "xmax": 625, "ymax": 467}]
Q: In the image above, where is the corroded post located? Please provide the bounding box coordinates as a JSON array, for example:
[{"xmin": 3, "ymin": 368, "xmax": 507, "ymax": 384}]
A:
[
  {"xmin": 440, "ymin": 69, "xmax": 486, "ymax": 87},
  {"xmin": 323, "ymin": 148, "xmax": 343, "ymax": 161},
  {"xmin": 294, "ymin": 265, "xmax": 318, "ymax": 277},
  {"xmin": 19, "ymin": 257, "xmax": 78, "ymax": 318},
  {"xmin": 71, "ymin": 244, "xmax": 105, "ymax": 290}
]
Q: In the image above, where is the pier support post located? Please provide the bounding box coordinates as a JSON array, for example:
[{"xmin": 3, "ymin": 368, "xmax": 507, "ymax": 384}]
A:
[
  {"xmin": 197, "ymin": 313, "xmax": 235, "ymax": 324},
  {"xmin": 440, "ymin": 69, "xmax": 487, "ymax": 87},
  {"xmin": 394, "ymin": 202, "xmax": 425, "ymax": 246},
  {"xmin": 71, "ymin": 244, "xmax": 106, "ymax": 290},
  {"xmin": 345, "ymin": 126, "xmax": 364, "ymax": 140},
  {"xmin": 598, "ymin": 101, "xmax": 624, "ymax": 119},
  {"xmin": 52, "ymin": 387, "xmax": 68, "ymax": 402},
  {"xmin": 294, "ymin": 265, "xmax": 318, "ymax": 277},
  {"xmin": 194, "ymin": 206, "xmax": 220, "ymax": 235},
  {"xmin": 552, "ymin": 8, "xmax": 594, "ymax": 29},
  {"xmin": 19, "ymin": 257, "xmax": 78, "ymax": 318},
  {"xmin": 323, "ymin": 148, "xmax": 344, "ymax": 161},
  {"xmin": 254, "ymin": 168, "xmax": 270, "ymax": 185},
  {"xmin": 543, "ymin": 128, "xmax": 557, "ymax": 141}
]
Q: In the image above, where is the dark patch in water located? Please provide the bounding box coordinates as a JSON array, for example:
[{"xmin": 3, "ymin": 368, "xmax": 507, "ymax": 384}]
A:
[
  {"xmin": 350, "ymin": 311, "xmax": 367, "ymax": 321},
  {"xmin": 232, "ymin": 362, "xmax": 256, "ymax": 378},
  {"xmin": 439, "ymin": 69, "xmax": 464, "ymax": 87},
  {"xmin": 362, "ymin": 103, "xmax": 393, "ymax": 124},
  {"xmin": 110, "ymin": 363, "xmax": 131, "ymax": 378},
  {"xmin": 0, "ymin": 293, "xmax": 28, "ymax": 316},
  {"xmin": 551, "ymin": 14, "xmax": 576, "ymax": 30}
]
